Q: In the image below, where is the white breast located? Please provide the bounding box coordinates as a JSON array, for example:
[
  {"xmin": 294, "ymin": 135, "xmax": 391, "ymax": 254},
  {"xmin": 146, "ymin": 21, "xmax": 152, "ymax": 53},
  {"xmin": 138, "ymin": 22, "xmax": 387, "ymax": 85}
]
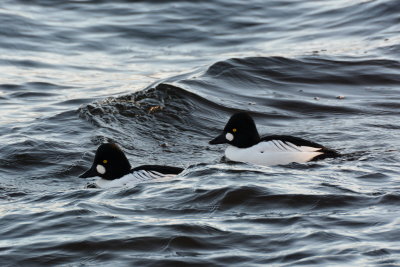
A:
[
  {"xmin": 225, "ymin": 140, "xmax": 323, "ymax": 166},
  {"xmin": 95, "ymin": 170, "xmax": 174, "ymax": 188}
]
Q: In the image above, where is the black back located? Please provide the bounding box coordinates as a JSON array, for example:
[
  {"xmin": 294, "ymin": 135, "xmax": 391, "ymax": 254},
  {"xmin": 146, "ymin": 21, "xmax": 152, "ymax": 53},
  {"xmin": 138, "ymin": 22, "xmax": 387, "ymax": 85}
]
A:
[{"xmin": 131, "ymin": 165, "xmax": 183, "ymax": 174}]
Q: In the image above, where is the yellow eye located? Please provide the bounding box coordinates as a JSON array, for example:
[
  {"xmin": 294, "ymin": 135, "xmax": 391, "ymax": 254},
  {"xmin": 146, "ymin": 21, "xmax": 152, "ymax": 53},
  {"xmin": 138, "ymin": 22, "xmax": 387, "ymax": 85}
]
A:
[
  {"xmin": 103, "ymin": 160, "xmax": 108, "ymax": 164},
  {"xmin": 232, "ymin": 128, "xmax": 237, "ymax": 133}
]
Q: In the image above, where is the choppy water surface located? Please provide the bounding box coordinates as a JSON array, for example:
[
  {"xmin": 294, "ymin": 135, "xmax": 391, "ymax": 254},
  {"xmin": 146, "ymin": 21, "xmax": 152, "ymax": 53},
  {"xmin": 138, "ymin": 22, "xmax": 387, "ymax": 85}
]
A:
[{"xmin": 1, "ymin": 0, "xmax": 400, "ymax": 266}]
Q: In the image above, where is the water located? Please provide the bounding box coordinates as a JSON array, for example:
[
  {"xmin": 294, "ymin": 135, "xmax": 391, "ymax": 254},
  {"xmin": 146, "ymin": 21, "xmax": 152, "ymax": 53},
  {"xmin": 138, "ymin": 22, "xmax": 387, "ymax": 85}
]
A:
[{"xmin": 1, "ymin": 0, "xmax": 400, "ymax": 266}]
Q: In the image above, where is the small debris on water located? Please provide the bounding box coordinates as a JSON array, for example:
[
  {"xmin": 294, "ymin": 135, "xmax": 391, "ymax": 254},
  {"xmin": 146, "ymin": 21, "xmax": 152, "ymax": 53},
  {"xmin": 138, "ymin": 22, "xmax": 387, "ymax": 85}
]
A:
[
  {"xmin": 148, "ymin": 105, "xmax": 163, "ymax": 113},
  {"xmin": 160, "ymin": 143, "xmax": 169, "ymax": 148}
]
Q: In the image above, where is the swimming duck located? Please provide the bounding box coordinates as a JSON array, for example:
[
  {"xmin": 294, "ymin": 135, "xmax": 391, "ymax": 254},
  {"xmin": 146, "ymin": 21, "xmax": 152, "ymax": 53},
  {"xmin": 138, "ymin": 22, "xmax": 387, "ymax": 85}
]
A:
[
  {"xmin": 80, "ymin": 143, "xmax": 183, "ymax": 188},
  {"xmin": 209, "ymin": 112, "xmax": 339, "ymax": 166}
]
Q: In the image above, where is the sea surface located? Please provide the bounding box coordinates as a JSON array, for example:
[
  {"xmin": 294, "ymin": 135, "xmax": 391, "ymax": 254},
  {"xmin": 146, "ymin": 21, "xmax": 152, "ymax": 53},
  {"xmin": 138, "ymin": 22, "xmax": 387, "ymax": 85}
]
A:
[{"xmin": 1, "ymin": 0, "xmax": 400, "ymax": 266}]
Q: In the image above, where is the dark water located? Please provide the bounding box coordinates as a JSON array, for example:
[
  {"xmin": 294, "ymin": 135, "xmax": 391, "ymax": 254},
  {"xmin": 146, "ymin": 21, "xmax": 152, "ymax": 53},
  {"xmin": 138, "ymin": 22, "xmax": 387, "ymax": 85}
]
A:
[{"xmin": 1, "ymin": 0, "xmax": 400, "ymax": 266}]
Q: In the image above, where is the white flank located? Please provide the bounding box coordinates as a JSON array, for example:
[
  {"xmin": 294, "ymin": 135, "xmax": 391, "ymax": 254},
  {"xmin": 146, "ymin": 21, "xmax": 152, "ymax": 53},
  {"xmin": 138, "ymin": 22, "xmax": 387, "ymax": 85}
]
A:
[
  {"xmin": 225, "ymin": 140, "xmax": 323, "ymax": 166},
  {"xmin": 94, "ymin": 170, "xmax": 176, "ymax": 188}
]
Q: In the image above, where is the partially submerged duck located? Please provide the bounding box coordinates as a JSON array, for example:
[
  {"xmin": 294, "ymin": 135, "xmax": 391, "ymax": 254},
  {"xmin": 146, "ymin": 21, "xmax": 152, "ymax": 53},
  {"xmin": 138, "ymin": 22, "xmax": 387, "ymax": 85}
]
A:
[{"xmin": 80, "ymin": 143, "xmax": 183, "ymax": 188}]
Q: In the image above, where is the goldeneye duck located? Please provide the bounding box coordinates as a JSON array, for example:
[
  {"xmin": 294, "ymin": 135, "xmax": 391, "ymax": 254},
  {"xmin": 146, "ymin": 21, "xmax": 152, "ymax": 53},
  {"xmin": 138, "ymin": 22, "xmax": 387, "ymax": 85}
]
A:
[
  {"xmin": 209, "ymin": 112, "xmax": 339, "ymax": 166},
  {"xmin": 80, "ymin": 143, "xmax": 183, "ymax": 188}
]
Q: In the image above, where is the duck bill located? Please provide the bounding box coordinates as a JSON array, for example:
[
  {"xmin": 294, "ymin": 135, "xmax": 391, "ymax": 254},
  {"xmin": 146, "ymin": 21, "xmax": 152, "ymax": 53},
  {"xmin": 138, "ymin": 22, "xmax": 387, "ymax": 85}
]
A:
[
  {"xmin": 209, "ymin": 133, "xmax": 227, "ymax": 145},
  {"xmin": 79, "ymin": 166, "xmax": 97, "ymax": 178}
]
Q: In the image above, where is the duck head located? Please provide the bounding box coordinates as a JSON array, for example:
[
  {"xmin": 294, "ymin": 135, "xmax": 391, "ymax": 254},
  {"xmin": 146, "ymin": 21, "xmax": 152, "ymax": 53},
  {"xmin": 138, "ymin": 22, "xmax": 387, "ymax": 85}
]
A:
[
  {"xmin": 209, "ymin": 112, "xmax": 260, "ymax": 148},
  {"xmin": 80, "ymin": 143, "xmax": 132, "ymax": 180}
]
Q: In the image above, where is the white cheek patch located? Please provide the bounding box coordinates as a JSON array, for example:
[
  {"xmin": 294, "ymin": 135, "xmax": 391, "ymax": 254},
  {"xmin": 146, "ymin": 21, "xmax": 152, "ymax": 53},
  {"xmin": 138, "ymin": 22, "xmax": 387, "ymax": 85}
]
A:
[
  {"xmin": 226, "ymin": 132, "xmax": 234, "ymax": 142},
  {"xmin": 96, "ymin": 164, "xmax": 106, "ymax": 175}
]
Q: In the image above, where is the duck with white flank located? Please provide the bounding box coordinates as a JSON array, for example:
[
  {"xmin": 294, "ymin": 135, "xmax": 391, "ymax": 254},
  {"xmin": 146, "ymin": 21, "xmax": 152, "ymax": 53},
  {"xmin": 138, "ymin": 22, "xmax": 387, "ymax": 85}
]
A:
[
  {"xmin": 209, "ymin": 112, "xmax": 339, "ymax": 166},
  {"xmin": 80, "ymin": 143, "xmax": 183, "ymax": 188}
]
